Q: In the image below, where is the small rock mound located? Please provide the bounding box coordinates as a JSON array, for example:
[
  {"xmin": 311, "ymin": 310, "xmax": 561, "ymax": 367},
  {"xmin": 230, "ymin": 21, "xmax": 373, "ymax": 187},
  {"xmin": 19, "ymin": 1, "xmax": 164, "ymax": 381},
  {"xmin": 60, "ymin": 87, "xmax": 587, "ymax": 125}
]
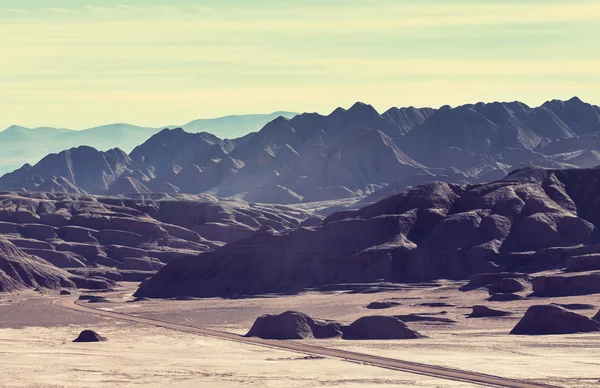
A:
[
  {"xmin": 394, "ymin": 314, "xmax": 456, "ymax": 324},
  {"xmin": 366, "ymin": 301, "xmax": 401, "ymax": 309},
  {"xmin": 469, "ymin": 305, "xmax": 511, "ymax": 318},
  {"xmin": 461, "ymin": 272, "xmax": 530, "ymax": 291},
  {"xmin": 60, "ymin": 290, "xmax": 71, "ymax": 295},
  {"xmin": 245, "ymin": 311, "xmax": 342, "ymax": 340},
  {"xmin": 78, "ymin": 294, "xmax": 111, "ymax": 303},
  {"xmin": 73, "ymin": 330, "xmax": 107, "ymax": 342},
  {"xmin": 342, "ymin": 316, "xmax": 423, "ymax": 340},
  {"xmin": 510, "ymin": 305, "xmax": 600, "ymax": 335},
  {"xmin": 419, "ymin": 302, "xmax": 456, "ymax": 307},
  {"xmin": 487, "ymin": 293, "xmax": 524, "ymax": 302},
  {"xmin": 488, "ymin": 278, "xmax": 528, "ymax": 295}
]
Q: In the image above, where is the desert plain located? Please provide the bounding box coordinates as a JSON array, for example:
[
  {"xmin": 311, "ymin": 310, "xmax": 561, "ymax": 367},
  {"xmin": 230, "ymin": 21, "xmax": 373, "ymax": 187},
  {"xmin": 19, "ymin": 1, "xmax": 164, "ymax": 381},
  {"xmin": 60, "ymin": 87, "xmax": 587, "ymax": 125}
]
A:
[{"xmin": 1, "ymin": 280, "xmax": 599, "ymax": 388}]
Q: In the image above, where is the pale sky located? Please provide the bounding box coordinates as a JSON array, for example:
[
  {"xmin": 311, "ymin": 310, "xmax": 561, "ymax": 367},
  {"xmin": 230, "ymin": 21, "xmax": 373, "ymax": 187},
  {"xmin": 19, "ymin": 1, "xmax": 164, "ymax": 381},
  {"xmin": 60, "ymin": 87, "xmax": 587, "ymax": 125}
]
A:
[{"xmin": 1, "ymin": 0, "xmax": 599, "ymax": 130}]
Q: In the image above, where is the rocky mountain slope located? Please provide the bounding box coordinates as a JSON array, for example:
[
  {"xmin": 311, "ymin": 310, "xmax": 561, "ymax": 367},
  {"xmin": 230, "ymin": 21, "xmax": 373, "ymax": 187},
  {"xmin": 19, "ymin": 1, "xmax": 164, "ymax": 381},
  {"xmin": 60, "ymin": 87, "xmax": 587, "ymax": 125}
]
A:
[
  {"xmin": 0, "ymin": 192, "xmax": 315, "ymax": 291},
  {"xmin": 0, "ymin": 112, "xmax": 297, "ymax": 176},
  {"xmin": 135, "ymin": 166, "xmax": 600, "ymax": 298},
  {"xmin": 0, "ymin": 239, "xmax": 75, "ymax": 292},
  {"xmin": 2, "ymin": 98, "xmax": 600, "ymax": 205}
]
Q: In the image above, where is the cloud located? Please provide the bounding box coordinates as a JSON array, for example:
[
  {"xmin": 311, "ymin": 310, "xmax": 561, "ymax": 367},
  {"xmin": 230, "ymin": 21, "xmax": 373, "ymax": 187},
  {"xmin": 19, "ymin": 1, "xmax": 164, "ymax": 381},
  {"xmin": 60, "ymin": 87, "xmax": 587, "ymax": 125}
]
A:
[
  {"xmin": 84, "ymin": 6, "xmax": 117, "ymax": 12},
  {"xmin": 189, "ymin": 5, "xmax": 211, "ymax": 12},
  {"xmin": 41, "ymin": 8, "xmax": 71, "ymax": 13},
  {"xmin": 151, "ymin": 5, "xmax": 179, "ymax": 12},
  {"xmin": 116, "ymin": 5, "xmax": 143, "ymax": 11},
  {"xmin": 7, "ymin": 8, "xmax": 29, "ymax": 14}
]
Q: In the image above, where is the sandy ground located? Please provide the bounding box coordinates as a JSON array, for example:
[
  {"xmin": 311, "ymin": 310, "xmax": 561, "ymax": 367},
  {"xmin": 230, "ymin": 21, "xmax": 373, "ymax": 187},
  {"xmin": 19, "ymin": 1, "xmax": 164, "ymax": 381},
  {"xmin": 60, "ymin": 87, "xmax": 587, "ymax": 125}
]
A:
[
  {"xmin": 0, "ymin": 308, "xmax": 475, "ymax": 387},
  {"xmin": 1, "ymin": 280, "xmax": 600, "ymax": 387}
]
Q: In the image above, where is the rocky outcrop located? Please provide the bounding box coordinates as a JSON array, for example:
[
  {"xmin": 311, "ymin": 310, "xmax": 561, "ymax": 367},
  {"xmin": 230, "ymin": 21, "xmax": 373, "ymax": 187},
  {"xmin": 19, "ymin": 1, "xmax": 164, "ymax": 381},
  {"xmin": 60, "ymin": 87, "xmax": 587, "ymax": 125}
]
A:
[
  {"xmin": 0, "ymin": 239, "xmax": 74, "ymax": 292},
  {"xmin": 0, "ymin": 146, "xmax": 131, "ymax": 194},
  {"xmin": 469, "ymin": 305, "xmax": 512, "ymax": 318},
  {"xmin": 488, "ymin": 278, "xmax": 528, "ymax": 295},
  {"xmin": 245, "ymin": 311, "xmax": 342, "ymax": 339},
  {"xmin": 464, "ymin": 273, "xmax": 527, "ymax": 293},
  {"xmin": 73, "ymin": 330, "xmax": 107, "ymax": 342},
  {"xmin": 532, "ymin": 272, "xmax": 600, "ymax": 297},
  {"xmin": 510, "ymin": 305, "xmax": 600, "ymax": 335},
  {"xmin": 487, "ymin": 293, "xmax": 524, "ymax": 302},
  {"xmin": 0, "ymin": 192, "xmax": 312, "ymax": 288},
  {"xmin": 137, "ymin": 167, "xmax": 600, "ymax": 298},
  {"xmin": 366, "ymin": 301, "xmax": 402, "ymax": 309},
  {"xmin": 342, "ymin": 316, "xmax": 423, "ymax": 340}
]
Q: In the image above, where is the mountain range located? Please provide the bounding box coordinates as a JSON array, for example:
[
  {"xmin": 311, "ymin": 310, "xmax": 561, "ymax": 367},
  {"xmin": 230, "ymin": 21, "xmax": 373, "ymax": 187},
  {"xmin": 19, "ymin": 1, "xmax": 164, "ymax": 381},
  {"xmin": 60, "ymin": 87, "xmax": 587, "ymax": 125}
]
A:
[
  {"xmin": 2, "ymin": 97, "xmax": 600, "ymax": 206},
  {"xmin": 136, "ymin": 166, "xmax": 600, "ymax": 298},
  {"xmin": 0, "ymin": 112, "xmax": 297, "ymax": 175}
]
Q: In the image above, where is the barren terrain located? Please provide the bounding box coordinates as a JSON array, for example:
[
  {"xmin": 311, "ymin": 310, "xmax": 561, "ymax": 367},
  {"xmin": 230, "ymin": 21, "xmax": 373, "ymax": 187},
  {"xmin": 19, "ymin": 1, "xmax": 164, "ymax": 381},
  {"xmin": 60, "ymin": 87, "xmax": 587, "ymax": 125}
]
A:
[{"xmin": 2, "ymin": 281, "xmax": 599, "ymax": 387}]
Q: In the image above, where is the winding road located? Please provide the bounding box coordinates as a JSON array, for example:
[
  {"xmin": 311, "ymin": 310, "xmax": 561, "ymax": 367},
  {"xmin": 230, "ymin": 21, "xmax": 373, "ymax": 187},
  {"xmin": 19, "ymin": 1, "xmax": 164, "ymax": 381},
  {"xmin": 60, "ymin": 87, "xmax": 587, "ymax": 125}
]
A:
[{"xmin": 54, "ymin": 296, "xmax": 558, "ymax": 388}]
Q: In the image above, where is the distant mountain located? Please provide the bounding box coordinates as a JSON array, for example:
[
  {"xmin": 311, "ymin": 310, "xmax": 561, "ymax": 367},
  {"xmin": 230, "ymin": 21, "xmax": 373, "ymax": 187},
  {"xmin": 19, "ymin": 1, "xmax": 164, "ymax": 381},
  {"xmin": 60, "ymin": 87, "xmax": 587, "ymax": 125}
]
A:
[
  {"xmin": 0, "ymin": 112, "xmax": 298, "ymax": 174},
  {"xmin": 3, "ymin": 98, "xmax": 600, "ymax": 205},
  {"xmin": 0, "ymin": 146, "xmax": 131, "ymax": 194},
  {"xmin": 182, "ymin": 111, "xmax": 297, "ymax": 138}
]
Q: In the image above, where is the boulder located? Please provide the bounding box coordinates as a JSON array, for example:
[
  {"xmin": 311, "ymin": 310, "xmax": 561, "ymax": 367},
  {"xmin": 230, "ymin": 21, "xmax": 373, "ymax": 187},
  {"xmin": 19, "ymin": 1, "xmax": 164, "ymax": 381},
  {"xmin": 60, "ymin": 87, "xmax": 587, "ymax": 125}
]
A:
[
  {"xmin": 366, "ymin": 301, "xmax": 402, "ymax": 309},
  {"xmin": 245, "ymin": 311, "xmax": 342, "ymax": 340},
  {"xmin": 469, "ymin": 305, "xmax": 512, "ymax": 318},
  {"xmin": 487, "ymin": 293, "xmax": 525, "ymax": 302},
  {"xmin": 60, "ymin": 290, "xmax": 71, "ymax": 295},
  {"xmin": 593, "ymin": 310, "xmax": 600, "ymax": 322},
  {"xmin": 86, "ymin": 296, "xmax": 110, "ymax": 303},
  {"xmin": 342, "ymin": 316, "xmax": 423, "ymax": 340},
  {"xmin": 461, "ymin": 272, "xmax": 530, "ymax": 291},
  {"xmin": 393, "ymin": 314, "xmax": 456, "ymax": 324},
  {"xmin": 73, "ymin": 330, "xmax": 107, "ymax": 342},
  {"xmin": 510, "ymin": 305, "xmax": 600, "ymax": 335},
  {"xmin": 488, "ymin": 278, "xmax": 528, "ymax": 295}
]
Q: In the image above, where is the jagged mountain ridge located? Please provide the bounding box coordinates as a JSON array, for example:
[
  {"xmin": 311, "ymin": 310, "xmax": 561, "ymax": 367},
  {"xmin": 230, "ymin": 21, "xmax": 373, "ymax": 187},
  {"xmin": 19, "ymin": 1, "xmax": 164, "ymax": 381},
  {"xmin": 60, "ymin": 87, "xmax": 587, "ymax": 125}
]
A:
[
  {"xmin": 1, "ymin": 98, "xmax": 600, "ymax": 205},
  {"xmin": 0, "ymin": 112, "xmax": 297, "ymax": 176}
]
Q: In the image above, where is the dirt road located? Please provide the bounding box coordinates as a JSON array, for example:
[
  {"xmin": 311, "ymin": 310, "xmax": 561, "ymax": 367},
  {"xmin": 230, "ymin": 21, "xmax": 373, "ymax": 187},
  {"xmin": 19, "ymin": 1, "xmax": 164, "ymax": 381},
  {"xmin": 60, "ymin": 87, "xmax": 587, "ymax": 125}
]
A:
[{"xmin": 53, "ymin": 296, "xmax": 559, "ymax": 388}]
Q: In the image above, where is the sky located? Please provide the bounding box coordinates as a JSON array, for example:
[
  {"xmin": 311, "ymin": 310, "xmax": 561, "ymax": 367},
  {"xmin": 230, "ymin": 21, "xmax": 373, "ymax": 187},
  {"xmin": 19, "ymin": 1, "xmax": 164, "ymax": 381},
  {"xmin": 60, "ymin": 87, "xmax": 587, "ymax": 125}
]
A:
[{"xmin": 1, "ymin": 0, "xmax": 599, "ymax": 131}]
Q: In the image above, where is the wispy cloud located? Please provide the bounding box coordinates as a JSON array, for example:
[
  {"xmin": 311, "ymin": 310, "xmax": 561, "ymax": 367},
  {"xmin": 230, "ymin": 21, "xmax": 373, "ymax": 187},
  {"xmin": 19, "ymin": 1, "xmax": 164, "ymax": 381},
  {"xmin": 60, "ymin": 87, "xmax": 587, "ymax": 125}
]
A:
[
  {"xmin": 116, "ymin": 5, "xmax": 143, "ymax": 12},
  {"xmin": 189, "ymin": 5, "xmax": 211, "ymax": 12},
  {"xmin": 7, "ymin": 8, "xmax": 29, "ymax": 14},
  {"xmin": 150, "ymin": 5, "xmax": 179, "ymax": 13},
  {"xmin": 84, "ymin": 5, "xmax": 117, "ymax": 12},
  {"xmin": 41, "ymin": 8, "xmax": 71, "ymax": 13}
]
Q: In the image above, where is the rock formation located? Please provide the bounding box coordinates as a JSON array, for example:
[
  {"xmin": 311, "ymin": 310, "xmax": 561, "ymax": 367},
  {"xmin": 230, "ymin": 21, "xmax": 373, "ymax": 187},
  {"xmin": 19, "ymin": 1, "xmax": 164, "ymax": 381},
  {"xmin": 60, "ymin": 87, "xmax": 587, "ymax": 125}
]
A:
[
  {"xmin": 0, "ymin": 238, "xmax": 74, "ymax": 292},
  {"xmin": 469, "ymin": 305, "xmax": 512, "ymax": 318},
  {"xmin": 136, "ymin": 167, "xmax": 600, "ymax": 298},
  {"xmin": 366, "ymin": 301, "xmax": 402, "ymax": 309},
  {"xmin": 510, "ymin": 305, "xmax": 600, "ymax": 335},
  {"xmin": 342, "ymin": 316, "xmax": 423, "ymax": 340},
  {"xmin": 0, "ymin": 191, "xmax": 313, "ymax": 290},
  {"xmin": 245, "ymin": 311, "xmax": 342, "ymax": 339},
  {"xmin": 73, "ymin": 330, "xmax": 107, "ymax": 342}
]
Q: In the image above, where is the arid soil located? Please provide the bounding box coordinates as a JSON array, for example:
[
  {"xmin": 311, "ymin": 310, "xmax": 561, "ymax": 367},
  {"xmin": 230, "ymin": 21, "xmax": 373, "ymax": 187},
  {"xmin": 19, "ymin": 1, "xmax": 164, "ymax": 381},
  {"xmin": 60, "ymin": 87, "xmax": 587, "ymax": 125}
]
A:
[{"xmin": 1, "ymin": 281, "xmax": 600, "ymax": 387}]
